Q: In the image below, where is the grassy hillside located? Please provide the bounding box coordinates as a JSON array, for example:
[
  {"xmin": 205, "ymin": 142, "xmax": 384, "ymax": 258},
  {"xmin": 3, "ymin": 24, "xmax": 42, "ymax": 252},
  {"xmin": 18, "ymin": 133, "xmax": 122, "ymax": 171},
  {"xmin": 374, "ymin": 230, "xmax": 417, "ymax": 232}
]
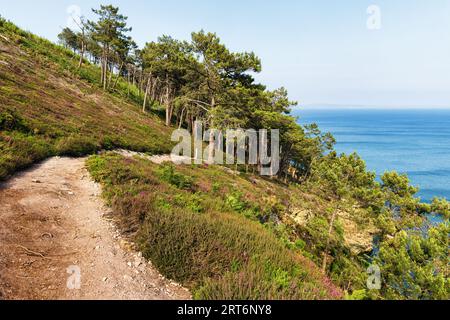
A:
[
  {"xmin": 0, "ymin": 18, "xmax": 342, "ymax": 299},
  {"xmin": 87, "ymin": 153, "xmax": 342, "ymax": 299},
  {"xmin": 0, "ymin": 18, "xmax": 172, "ymax": 180}
]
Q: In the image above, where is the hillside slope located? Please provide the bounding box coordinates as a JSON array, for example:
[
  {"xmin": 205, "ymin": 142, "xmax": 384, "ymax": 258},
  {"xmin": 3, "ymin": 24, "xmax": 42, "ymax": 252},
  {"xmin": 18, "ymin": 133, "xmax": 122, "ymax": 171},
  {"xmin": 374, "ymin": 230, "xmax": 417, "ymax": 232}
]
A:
[
  {"xmin": 0, "ymin": 19, "xmax": 342, "ymax": 300},
  {"xmin": 0, "ymin": 19, "xmax": 172, "ymax": 180}
]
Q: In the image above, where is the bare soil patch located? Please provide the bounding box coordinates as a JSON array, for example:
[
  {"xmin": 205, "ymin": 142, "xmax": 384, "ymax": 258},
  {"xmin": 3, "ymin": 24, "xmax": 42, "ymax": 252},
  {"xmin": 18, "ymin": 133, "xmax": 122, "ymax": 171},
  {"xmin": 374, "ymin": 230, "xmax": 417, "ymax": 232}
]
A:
[{"xmin": 0, "ymin": 157, "xmax": 190, "ymax": 300}]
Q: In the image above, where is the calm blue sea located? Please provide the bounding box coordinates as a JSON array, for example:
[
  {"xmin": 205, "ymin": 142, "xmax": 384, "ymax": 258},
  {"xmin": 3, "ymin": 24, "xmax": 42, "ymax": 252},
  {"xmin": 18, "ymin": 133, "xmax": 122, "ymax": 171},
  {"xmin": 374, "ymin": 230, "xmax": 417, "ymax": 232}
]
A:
[{"xmin": 295, "ymin": 108, "xmax": 450, "ymax": 203}]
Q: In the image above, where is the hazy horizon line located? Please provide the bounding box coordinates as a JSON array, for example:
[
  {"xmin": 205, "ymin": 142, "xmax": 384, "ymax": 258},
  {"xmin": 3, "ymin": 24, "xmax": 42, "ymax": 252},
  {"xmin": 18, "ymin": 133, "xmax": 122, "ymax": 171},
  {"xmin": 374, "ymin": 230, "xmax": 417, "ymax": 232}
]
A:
[{"xmin": 297, "ymin": 104, "xmax": 450, "ymax": 110}]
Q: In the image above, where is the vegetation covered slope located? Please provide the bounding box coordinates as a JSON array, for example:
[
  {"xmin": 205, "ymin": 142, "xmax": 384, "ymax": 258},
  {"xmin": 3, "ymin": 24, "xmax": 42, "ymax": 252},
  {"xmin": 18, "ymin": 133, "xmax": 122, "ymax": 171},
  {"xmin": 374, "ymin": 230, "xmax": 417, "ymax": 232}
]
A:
[
  {"xmin": 0, "ymin": 18, "xmax": 342, "ymax": 299},
  {"xmin": 1, "ymin": 8, "xmax": 449, "ymax": 300},
  {"xmin": 87, "ymin": 153, "xmax": 341, "ymax": 299},
  {"xmin": 0, "ymin": 18, "xmax": 172, "ymax": 180}
]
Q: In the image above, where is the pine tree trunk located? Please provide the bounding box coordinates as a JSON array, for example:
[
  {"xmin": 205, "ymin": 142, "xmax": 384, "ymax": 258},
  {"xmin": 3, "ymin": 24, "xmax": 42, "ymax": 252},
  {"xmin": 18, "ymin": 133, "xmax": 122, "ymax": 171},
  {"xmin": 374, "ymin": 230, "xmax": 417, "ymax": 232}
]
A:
[
  {"xmin": 107, "ymin": 63, "xmax": 114, "ymax": 90},
  {"xmin": 100, "ymin": 50, "xmax": 105, "ymax": 85},
  {"xmin": 78, "ymin": 42, "xmax": 85, "ymax": 68},
  {"xmin": 208, "ymin": 96, "xmax": 216, "ymax": 164},
  {"xmin": 322, "ymin": 210, "xmax": 338, "ymax": 272},
  {"xmin": 189, "ymin": 115, "xmax": 194, "ymax": 134},
  {"xmin": 127, "ymin": 71, "xmax": 130, "ymax": 97},
  {"xmin": 103, "ymin": 58, "xmax": 107, "ymax": 90},
  {"xmin": 151, "ymin": 77, "xmax": 158, "ymax": 101},
  {"xmin": 111, "ymin": 61, "xmax": 124, "ymax": 90},
  {"xmin": 165, "ymin": 75, "xmax": 172, "ymax": 126},
  {"xmin": 142, "ymin": 75, "xmax": 152, "ymax": 113},
  {"xmin": 178, "ymin": 108, "xmax": 186, "ymax": 129},
  {"xmin": 103, "ymin": 47, "xmax": 108, "ymax": 91}
]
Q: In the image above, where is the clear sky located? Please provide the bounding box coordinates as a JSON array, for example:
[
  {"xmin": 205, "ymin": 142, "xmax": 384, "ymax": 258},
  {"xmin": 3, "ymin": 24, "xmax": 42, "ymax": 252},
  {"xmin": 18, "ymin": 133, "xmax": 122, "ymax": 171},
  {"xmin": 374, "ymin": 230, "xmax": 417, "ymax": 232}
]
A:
[{"xmin": 1, "ymin": 0, "xmax": 450, "ymax": 108}]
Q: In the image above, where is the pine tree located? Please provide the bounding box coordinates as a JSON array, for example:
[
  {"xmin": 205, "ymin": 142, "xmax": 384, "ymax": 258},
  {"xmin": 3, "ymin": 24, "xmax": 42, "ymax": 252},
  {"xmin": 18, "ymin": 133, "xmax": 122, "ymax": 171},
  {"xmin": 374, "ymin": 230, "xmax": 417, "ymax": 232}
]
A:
[{"xmin": 88, "ymin": 5, "xmax": 132, "ymax": 90}]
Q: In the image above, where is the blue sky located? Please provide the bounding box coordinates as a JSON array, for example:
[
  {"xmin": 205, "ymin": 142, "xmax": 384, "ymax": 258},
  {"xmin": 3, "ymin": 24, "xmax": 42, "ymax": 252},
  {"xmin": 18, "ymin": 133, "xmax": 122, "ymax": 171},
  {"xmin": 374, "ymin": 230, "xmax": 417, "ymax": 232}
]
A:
[{"xmin": 1, "ymin": 0, "xmax": 450, "ymax": 108}]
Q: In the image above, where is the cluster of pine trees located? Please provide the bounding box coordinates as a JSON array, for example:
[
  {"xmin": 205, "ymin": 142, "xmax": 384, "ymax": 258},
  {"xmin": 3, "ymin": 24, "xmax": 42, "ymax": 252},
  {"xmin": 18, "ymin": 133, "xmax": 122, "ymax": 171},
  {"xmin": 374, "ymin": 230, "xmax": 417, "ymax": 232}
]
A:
[
  {"xmin": 57, "ymin": 5, "xmax": 449, "ymax": 300},
  {"xmin": 58, "ymin": 5, "xmax": 334, "ymax": 181}
]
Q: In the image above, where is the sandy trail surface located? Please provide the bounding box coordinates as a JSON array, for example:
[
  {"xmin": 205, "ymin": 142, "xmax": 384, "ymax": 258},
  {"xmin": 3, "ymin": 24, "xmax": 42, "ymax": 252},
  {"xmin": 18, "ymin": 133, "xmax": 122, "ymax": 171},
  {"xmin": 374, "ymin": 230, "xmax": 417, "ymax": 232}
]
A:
[{"xmin": 0, "ymin": 157, "xmax": 190, "ymax": 300}]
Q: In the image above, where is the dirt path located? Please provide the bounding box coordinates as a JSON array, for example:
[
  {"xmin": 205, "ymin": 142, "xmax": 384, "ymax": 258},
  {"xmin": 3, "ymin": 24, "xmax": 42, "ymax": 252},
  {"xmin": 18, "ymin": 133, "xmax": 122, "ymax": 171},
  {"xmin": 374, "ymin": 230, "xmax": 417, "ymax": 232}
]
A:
[{"xmin": 0, "ymin": 157, "xmax": 190, "ymax": 300}]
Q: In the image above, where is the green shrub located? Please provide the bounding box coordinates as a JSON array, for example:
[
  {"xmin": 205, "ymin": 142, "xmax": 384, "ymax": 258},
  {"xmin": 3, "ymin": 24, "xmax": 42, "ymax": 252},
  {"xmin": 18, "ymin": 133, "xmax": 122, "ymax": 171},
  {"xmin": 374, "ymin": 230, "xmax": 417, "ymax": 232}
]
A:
[
  {"xmin": 135, "ymin": 203, "xmax": 321, "ymax": 293},
  {"xmin": 85, "ymin": 155, "xmax": 108, "ymax": 180},
  {"xmin": 88, "ymin": 153, "xmax": 157, "ymax": 186},
  {"xmin": 100, "ymin": 135, "xmax": 116, "ymax": 150},
  {"xmin": 0, "ymin": 133, "xmax": 53, "ymax": 180},
  {"xmin": 194, "ymin": 257, "xmax": 336, "ymax": 300},
  {"xmin": 431, "ymin": 197, "xmax": 450, "ymax": 218},
  {"xmin": 345, "ymin": 289, "xmax": 369, "ymax": 300},
  {"xmin": 0, "ymin": 110, "xmax": 29, "ymax": 132},
  {"xmin": 87, "ymin": 154, "xmax": 342, "ymax": 300},
  {"xmin": 186, "ymin": 194, "xmax": 204, "ymax": 213},
  {"xmin": 212, "ymin": 182, "xmax": 221, "ymax": 193},
  {"xmin": 295, "ymin": 239, "xmax": 306, "ymax": 250},
  {"xmin": 225, "ymin": 191, "xmax": 248, "ymax": 212},
  {"xmin": 155, "ymin": 163, "xmax": 193, "ymax": 190},
  {"xmin": 56, "ymin": 135, "xmax": 99, "ymax": 157}
]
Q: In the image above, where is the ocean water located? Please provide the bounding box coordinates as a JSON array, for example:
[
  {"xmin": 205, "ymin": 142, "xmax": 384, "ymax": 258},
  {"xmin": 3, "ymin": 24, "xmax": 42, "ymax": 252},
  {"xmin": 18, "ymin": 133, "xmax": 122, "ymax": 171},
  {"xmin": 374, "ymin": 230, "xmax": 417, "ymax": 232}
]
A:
[{"xmin": 295, "ymin": 108, "xmax": 450, "ymax": 203}]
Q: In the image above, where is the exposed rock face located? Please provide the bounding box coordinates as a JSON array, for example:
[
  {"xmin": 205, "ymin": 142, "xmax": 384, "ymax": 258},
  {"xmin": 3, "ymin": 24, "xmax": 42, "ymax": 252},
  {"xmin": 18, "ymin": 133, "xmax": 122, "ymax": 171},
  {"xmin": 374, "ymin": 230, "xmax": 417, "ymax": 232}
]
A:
[
  {"xmin": 292, "ymin": 208, "xmax": 313, "ymax": 226},
  {"xmin": 290, "ymin": 206, "xmax": 378, "ymax": 255},
  {"xmin": 339, "ymin": 209, "xmax": 378, "ymax": 255}
]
